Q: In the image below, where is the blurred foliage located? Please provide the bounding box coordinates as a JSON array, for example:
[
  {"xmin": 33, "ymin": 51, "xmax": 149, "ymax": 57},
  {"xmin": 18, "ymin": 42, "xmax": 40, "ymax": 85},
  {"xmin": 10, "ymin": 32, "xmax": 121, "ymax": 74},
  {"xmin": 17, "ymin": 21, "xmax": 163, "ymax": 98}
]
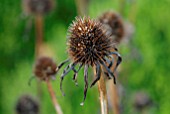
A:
[{"xmin": 0, "ymin": 0, "xmax": 170, "ymax": 114}]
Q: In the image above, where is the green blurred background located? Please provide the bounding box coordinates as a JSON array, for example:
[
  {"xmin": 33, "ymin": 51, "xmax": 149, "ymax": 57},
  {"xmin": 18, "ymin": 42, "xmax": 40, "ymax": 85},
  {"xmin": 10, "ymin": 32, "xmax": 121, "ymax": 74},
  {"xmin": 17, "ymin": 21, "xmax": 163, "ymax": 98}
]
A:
[{"xmin": 0, "ymin": 0, "xmax": 170, "ymax": 114}]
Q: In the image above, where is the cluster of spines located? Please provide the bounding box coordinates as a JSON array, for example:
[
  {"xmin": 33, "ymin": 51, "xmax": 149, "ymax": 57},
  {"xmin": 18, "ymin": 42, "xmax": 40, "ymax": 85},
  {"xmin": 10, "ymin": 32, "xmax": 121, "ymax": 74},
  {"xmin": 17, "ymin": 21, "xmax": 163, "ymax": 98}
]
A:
[{"xmin": 67, "ymin": 17, "xmax": 113, "ymax": 66}]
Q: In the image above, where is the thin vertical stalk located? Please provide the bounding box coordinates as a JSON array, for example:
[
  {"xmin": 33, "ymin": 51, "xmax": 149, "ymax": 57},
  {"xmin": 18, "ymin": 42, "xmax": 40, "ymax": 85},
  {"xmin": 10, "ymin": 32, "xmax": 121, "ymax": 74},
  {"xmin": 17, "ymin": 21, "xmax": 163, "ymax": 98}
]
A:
[
  {"xmin": 109, "ymin": 79, "xmax": 120, "ymax": 114},
  {"xmin": 93, "ymin": 68, "xmax": 108, "ymax": 114},
  {"xmin": 75, "ymin": 0, "xmax": 89, "ymax": 16},
  {"xmin": 35, "ymin": 14, "xmax": 43, "ymax": 100},
  {"xmin": 119, "ymin": 0, "xmax": 126, "ymax": 16},
  {"xmin": 109, "ymin": 49, "xmax": 120, "ymax": 114},
  {"xmin": 128, "ymin": 1, "xmax": 137, "ymax": 23},
  {"xmin": 98, "ymin": 76, "xmax": 108, "ymax": 114},
  {"xmin": 35, "ymin": 14, "xmax": 43, "ymax": 57},
  {"xmin": 46, "ymin": 79, "xmax": 63, "ymax": 114}
]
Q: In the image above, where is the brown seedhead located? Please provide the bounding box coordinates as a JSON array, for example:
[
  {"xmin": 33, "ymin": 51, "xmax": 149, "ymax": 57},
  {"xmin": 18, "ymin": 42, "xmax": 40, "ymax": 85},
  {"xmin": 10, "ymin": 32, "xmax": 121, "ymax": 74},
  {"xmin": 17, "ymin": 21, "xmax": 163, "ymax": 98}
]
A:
[
  {"xmin": 68, "ymin": 17, "xmax": 113, "ymax": 66},
  {"xmin": 99, "ymin": 11, "xmax": 124, "ymax": 43},
  {"xmin": 133, "ymin": 92, "xmax": 153, "ymax": 111},
  {"xmin": 23, "ymin": 0, "xmax": 55, "ymax": 15},
  {"xmin": 34, "ymin": 56, "xmax": 57, "ymax": 81},
  {"xmin": 16, "ymin": 95, "xmax": 39, "ymax": 114},
  {"xmin": 58, "ymin": 17, "xmax": 122, "ymax": 105}
]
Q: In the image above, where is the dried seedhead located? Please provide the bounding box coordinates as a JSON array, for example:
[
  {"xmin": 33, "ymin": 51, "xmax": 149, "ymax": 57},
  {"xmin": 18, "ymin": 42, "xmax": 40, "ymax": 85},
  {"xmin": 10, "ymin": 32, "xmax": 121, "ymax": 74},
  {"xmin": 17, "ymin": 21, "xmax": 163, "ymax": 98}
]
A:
[
  {"xmin": 133, "ymin": 92, "xmax": 153, "ymax": 111},
  {"xmin": 23, "ymin": 0, "xmax": 55, "ymax": 15},
  {"xmin": 58, "ymin": 17, "xmax": 122, "ymax": 105},
  {"xmin": 68, "ymin": 17, "xmax": 113, "ymax": 66},
  {"xmin": 16, "ymin": 95, "xmax": 39, "ymax": 114},
  {"xmin": 99, "ymin": 11, "xmax": 124, "ymax": 43},
  {"xmin": 34, "ymin": 56, "xmax": 57, "ymax": 81}
]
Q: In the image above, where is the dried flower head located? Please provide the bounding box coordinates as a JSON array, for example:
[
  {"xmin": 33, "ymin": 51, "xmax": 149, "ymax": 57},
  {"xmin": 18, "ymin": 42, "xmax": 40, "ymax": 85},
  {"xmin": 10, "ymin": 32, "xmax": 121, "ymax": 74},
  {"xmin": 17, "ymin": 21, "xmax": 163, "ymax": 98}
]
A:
[
  {"xmin": 34, "ymin": 56, "xmax": 57, "ymax": 81},
  {"xmin": 23, "ymin": 0, "xmax": 55, "ymax": 15},
  {"xmin": 68, "ymin": 17, "xmax": 113, "ymax": 66},
  {"xmin": 16, "ymin": 95, "xmax": 39, "ymax": 114},
  {"xmin": 133, "ymin": 92, "xmax": 153, "ymax": 111},
  {"xmin": 99, "ymin": 11, "xmax": 124, "ymax": 43},
  {"xmin": 58, "ymin": 17, "xmax": 122, "ymax": 105}
]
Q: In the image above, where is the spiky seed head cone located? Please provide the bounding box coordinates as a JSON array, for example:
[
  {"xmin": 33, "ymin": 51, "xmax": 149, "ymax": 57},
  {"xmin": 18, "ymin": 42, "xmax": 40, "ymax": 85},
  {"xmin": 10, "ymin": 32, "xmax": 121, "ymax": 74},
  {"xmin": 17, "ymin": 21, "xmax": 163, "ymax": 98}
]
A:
[
  {"xmin": 23, "ymin": 0, "xmax": 55, "ymax": 15},
  {"xmin": 99, "ymin": 11, "xmax": 124, "ymax": 43},
  {"xmin": 67, "ymin": 17, "xmax": 113, "ymax": 66},
  {"xmin": 16, "ymin": 95, "xmax": 39, "ymax": 114},
  {"xmin": 34, "ymin": 56, "xmax": 57, "ymax": 81}
]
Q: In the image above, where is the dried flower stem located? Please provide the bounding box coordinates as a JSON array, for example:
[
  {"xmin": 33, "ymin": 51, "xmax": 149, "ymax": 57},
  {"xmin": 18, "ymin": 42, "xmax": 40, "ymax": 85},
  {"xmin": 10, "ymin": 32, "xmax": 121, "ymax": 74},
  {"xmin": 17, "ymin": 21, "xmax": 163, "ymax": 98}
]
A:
[
  {"xmin": 109, "ymin": 80, "xmax": 120, "ymax": 114},
  {"xmin": 109, "ymin": 52, "xmax": 120, "ymax": 114},
  {"xmin": 93, "ymin": 68, "xmax": 108, "ymax": 114},
  {"xmin": 128, "ymin": 1, "xmax": 137, "ymax": 23},
  {"xmin": 119, "ymin": 0, "xmax": 126, "ymax": 16},
  {"xmin": 75, "ymin": 0, "xmax": 89, "ymax": 16},
  {"xmin": 35, "ymin": 14, "xmax": 44, "ymax": 101},
  {"xmin": 46, "ymin": 79, "xmax": 63, "ymax": 114},
  {"xmin": 35, "ymin": 14, "xmax": 43, "ymax": 57},
  {"xmin": 98, "ymin": 76, "xmax": 108, "ymax": 114}
]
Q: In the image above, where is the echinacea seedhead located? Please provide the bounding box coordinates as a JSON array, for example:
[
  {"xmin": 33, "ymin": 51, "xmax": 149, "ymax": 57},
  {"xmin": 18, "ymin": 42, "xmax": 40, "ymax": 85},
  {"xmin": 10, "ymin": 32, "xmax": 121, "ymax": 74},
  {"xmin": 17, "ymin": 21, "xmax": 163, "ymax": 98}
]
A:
[
  {"xmin": 68, "ymin": 17, "xmax": 113, "ymax": 66},
  {"xmin": 99, "ymin": 11, "xmax": 124, "ymax": 43},
  {"xmin": 58, "ymin": 17, "xmax": 122, "ymax": 105},
  {"xmin": 23, "ymin": 0, "xmax": 55, "ymax": 15},
  {"xmin": 16, "ymin": 95, "xmax": 39, "ymax": 114},
  {"xmin": 34, "ymin": 56, "xmax": 57, "ymax": 81}
]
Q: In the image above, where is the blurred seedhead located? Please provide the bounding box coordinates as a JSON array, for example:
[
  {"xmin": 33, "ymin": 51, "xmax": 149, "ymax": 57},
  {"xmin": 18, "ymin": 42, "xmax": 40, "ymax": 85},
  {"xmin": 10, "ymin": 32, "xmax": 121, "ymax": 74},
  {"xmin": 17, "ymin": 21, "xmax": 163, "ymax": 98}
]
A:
[
  {"xmin": 58, "ymin": 16, "xmax": 122, "ymax": 105},
  {"xmin": 99, "ymin": 11, "xmax": 124, "ymax": 44},
  {"xmin": 31, "ymin": 56, "xmax": 63, "ymax": 114},
  {"xmin": 15, "ymin": 95, "xmax": 39, "ymax": 114},
  {"xmin": 21, "ymin": 0, "xmax": 56, "ymax": 43},
  {"xmin": 22, "ymin": 0, "xmax": 55, "ymax": 16},
  {"xmin": 33, "ymin": 56, "xmax": 57, "ymax": 81},
  {"xmin": 133, "ymin": 91, "xmax": 153, "ymax": 111}
]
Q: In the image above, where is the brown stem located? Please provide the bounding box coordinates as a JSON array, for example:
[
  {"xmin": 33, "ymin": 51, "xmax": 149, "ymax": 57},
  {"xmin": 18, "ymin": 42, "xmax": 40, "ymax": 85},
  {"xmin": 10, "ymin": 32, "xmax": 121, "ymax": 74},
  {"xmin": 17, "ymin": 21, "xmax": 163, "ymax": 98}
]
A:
[
  {"xmin": 46, "ymin": 79, "xmax": 63, "ymax": 114},
  {"xmin": 128, "ymin": 1, "xmax": 137, "ymax": 23},
  {"xmin": 35, "ymin": 14, "xmax": 43, "ymax": 57},
  {"xmin": 119, "ymin": 0, "xmax": 126, "ymax": 16},
  {"xmin": 93, "ymin": 68, "xmax": 108, "ymax": 114},
  {"xmin": 109, "ymin": 50, "xmax": 120, "ymax": 114},
  {"xmin": 98, "ymin": 76, "xmax": 108, "ymax": 114},
  {"xmin": 109, "ymin": 79, "xmax": 120, "ymax": 114},
  {"xmin": 35, "ymin": 14, "xmax": 44, "ymax": 101},
  {"xmin": 75, "ymin": 0, "xmax": 89, "ymax": 16}
]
